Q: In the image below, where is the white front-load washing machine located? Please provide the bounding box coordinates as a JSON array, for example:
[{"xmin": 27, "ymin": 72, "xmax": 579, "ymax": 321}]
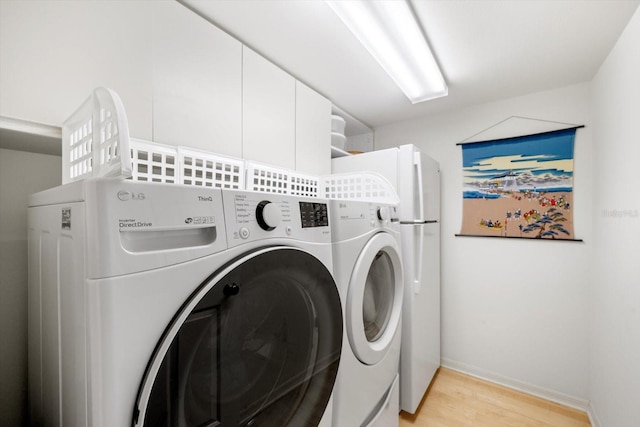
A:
[
  {"xmin": 330, "ymin": 200, "xmax": 403, "ymax": 427},
  {"xmin": 28, "ymin": 178, "xmax": 342, "ymax": 427}
]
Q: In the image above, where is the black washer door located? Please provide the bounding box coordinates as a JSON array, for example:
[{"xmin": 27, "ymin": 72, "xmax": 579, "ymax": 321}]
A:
[{"xmin": 133, "ymin": 247, "xmax": 342, "ymax": 427}]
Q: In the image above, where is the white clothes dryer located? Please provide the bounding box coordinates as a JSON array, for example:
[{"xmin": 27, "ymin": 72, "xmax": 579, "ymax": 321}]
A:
[
  {"xmin": 330, "ymin": 200, "xmax": 403, "ymax": 427},
  {"xmin": 28, "ymin": 179, "xmax": 342, "ymax": 427},
  {"xmin": 333, "ymin": 146, "xmax": 441, "ymax": 414}
]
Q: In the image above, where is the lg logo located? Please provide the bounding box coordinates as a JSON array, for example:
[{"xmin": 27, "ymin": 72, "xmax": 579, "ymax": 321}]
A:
[{"xmin": 117, "ymin": 190, "xmax": 146, "ymax": 201}]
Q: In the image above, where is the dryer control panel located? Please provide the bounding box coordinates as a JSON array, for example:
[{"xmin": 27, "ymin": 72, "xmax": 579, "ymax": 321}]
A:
[
  {"xmin": 329, "ymin": 200, "xmax": 399, "ymax": 241},
  {"xmin": 222, "ymin": 190, "xmax": 331, "ymax": 247}
]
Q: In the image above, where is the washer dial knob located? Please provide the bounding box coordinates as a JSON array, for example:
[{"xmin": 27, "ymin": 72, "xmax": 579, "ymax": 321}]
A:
[{"xmin": 256, "ymin": 201, "xmax": 282, "ymax": 231}]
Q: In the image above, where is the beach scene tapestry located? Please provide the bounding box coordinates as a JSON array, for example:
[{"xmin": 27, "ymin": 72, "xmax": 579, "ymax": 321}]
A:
[{"xmin": 459, "ymin": 127, "xmax": 579, "ymax": 240}]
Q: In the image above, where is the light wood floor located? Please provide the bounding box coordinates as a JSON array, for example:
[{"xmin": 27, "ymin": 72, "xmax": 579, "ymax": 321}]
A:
[{"xmin": 399, "ymin": 368, "xmax": 591, "ymax": 427}]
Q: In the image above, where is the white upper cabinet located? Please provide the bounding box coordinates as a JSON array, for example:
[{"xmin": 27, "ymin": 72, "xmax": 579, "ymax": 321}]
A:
[
  {"xmin": 152, "ymin": 2, "xmax": 242, "ymax": 156},
  {"xmin": 242, "ymin": 46, "xmax": 296, "ymax": 169},
  {"xmin": 1, "ymin": 2, "xmax": 333, "ymax": 172},
  {"xmin": 0, "ymin": 0, "xmax": 154, "ymax": 140},
  {"xmin": 295, "ymin": 82, "xmax": 331, "ymax": 175}
]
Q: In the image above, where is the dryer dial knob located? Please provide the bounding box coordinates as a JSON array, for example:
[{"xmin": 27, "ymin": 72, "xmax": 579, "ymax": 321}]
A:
[
  {"xmin": 256, "ymin": 200, "xmax": 282, "ymax": 231},
  {"xmin": 377, "ymin": 206, "xmax": 390, "ymax": 221}
]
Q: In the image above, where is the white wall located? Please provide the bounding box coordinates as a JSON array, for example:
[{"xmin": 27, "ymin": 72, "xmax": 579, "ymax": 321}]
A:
[
  {"xmin": 0, "ymin": 0, "xmax": 154, "ymax": 140},
  {"xmin": 375, "ymin": 83, "xmax": 593, "ymax": 406},
  {"xmin": 0, "ymin": 148, "xmax": 61, "ymax": 426},
  {"xmin": 590, "ymin": 8, "xmax": 640, "ymax": 427}
]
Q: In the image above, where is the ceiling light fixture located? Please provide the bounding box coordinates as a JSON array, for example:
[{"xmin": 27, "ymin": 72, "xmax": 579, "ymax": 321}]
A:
[{"xmin": 326, "ymin": 0, "xmax": 447, "ymax": 104}]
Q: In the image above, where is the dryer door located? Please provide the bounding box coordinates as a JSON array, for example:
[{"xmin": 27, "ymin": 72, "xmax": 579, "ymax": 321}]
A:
[
  {"xmin": 347, "ymin": 232, "xmax": 403, "ymax": 366},
  {"xmin": 133, "ymin": 247, "xmax": 342, "ymax": 427}
]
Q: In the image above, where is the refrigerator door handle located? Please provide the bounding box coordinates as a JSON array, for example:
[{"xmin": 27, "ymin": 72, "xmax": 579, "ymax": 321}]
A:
[
  {"xmin": 400, "ymin": 220, "xmax": 438, "ymax": 225},
  {"xmin": 414, "ymin": 151, "xmax": 425, "ymax": 221},
  {"xmin": 414, "ymin": 223, "xmax": 424, "ymax": 294}
]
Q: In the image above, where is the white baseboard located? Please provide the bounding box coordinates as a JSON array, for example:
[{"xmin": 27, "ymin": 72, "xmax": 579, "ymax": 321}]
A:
[
  {"xmin": 587, "ymin": 403, "xmax": 601, "ymax": 427},
  {"xmin": 441, "ymin": 358, "xmax": 590, "ymax": 414}
]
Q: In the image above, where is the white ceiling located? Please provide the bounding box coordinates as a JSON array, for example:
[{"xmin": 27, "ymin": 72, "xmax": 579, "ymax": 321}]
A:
[{"xmin": 182, "ymin": 0, "xmax": 639, "ymax": 130}]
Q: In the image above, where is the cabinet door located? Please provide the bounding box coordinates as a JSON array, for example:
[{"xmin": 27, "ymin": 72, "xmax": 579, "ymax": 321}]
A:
[
  {"xmin": 295, "ymin": 81, "xmax": 331, "ymax": 175},
  {"xmin": 152, "ymin": 2, "xmax": 242, "ymax": 157},
  {"xmin": 0, "ymin": 1, "xmax": 153, "ymax": 140},
  {"xmin": 242, "ymin": 47, "xmax": 295, "ymax": 169}
]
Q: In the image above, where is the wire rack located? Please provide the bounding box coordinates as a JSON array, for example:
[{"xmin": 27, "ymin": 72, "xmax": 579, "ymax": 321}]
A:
[
  {"xmin": 323, "ymin": 172, "xmax": 399, "ymax": 204},
  {"xmin": 62, "ymin": 87, "xmax": 132, "ymax": 183},
  {"xmin": 61, "ymin": 87, "xmax": 399, "ymax": 203}
]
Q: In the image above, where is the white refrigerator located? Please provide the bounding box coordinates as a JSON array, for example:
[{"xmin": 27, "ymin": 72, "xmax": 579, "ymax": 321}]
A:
[{"xmin": 332, "ymin": 144, "xmax": 440, "ymax": 414}]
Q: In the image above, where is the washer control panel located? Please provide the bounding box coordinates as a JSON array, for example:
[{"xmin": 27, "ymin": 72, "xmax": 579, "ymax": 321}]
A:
[
  {"xmin": 299, "ymin": 201, "xmax": 329, "ymax": 228},
  {"xmin": 222, "ymin": 190, "xmax": 331, "ymax": 246}
]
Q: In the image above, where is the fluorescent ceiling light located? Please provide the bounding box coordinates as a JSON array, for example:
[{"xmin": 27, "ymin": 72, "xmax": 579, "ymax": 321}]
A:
[{"xmin": 326, "ymin": 0, "xmax": 447, "ymax": 104}]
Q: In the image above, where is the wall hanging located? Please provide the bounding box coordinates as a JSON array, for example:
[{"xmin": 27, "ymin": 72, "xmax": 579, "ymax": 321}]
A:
[{"xmin": 456, "ymin": 118, "xmax": 583, "ymax": 241}]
